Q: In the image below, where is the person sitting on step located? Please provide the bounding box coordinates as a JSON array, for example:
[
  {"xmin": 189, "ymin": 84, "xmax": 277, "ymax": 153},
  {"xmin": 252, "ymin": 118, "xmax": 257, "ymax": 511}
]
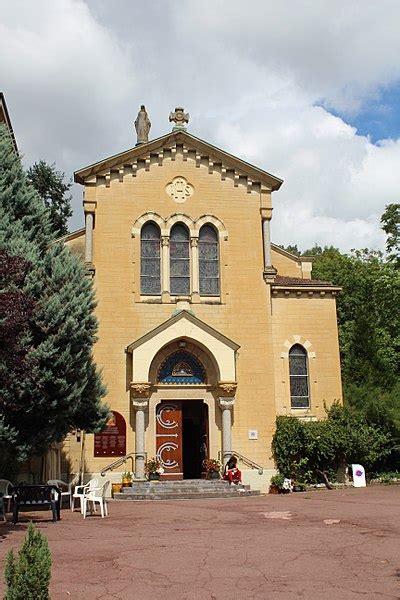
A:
[{"xmin": 223, "ymin": 455, "xmax": 242, "ymax": 485}]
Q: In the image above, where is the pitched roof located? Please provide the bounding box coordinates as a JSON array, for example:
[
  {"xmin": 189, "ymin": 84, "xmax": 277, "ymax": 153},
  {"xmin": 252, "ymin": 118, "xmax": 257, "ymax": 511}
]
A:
[
  {"xmin": 74, "ymin": 130, "xmax": 283, "ymax": 190},
  {"xmin": 272, "ymin": 275, "xmax": 341, "ymax": 291},
  {"xmin": 0, "ymin": 93, "xmax": 17, "ymax": 151}
]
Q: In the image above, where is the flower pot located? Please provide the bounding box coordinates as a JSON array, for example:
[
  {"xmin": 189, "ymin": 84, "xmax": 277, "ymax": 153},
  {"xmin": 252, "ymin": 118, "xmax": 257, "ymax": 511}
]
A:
[
  {"xmin": 121, "ymin": 479, "xmax": 132, "ymax": 488},
  {"xmin": 207, "ymin": 470, "xmax": 220, "ymax": 480},
  {"xmin": 269, "ymin": 484, "xmax": 280, "ymax": 494},
  {"xmin": 148, "ymin": 473, "xmax": 160, "ymax": 481},
  {"xmin": 112, "ymin": 483, "xmax": 123, "ymax": 497}
]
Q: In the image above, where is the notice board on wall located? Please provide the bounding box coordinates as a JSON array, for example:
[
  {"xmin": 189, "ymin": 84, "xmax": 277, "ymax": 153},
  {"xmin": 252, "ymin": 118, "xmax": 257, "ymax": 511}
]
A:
[{"xmin": 94, "ymin": 411, "xmax": 126, "ymax": 457}]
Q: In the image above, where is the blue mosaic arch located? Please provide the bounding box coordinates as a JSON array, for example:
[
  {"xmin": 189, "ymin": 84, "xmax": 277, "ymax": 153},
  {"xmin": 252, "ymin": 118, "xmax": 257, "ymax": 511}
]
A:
[{"xmin": 158, "ymin": 351, "xmax": 207, "ymax": 384}]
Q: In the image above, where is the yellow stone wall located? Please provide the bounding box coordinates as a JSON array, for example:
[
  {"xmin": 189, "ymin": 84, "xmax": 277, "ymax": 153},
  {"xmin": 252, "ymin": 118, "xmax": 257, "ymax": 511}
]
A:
[{"xmin": 65, "ymin": 147, "xmax": 342, "ymax": 481}]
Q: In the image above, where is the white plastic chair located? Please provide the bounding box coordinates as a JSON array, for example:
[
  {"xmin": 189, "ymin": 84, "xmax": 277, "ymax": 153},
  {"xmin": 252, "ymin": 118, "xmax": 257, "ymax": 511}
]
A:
[
  {"xmin": 0, "ymin": 479, "xmax": 13, "ymax": 513},
  {"xmin": 83, "ymin": 481, "xmax": 110, "ymax": 519},
  {"xmin": 47, "ymin": 477, "xmax": 78, "ymax": 508},
  {"xmin": 71, "ymin": 478, "xmax": 99, "ymax": 513}
]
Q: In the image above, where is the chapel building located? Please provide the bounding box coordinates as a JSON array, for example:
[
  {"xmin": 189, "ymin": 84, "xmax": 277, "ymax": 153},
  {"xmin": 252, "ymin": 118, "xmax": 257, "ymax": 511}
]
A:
[{"xmin": 64, "ymin": 107, "xmax": 342, "ymax": 490}]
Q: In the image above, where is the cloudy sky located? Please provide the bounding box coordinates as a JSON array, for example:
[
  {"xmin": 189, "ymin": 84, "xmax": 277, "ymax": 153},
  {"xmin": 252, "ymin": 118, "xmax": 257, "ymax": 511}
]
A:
[{"xmin": 1, "ymin": 0, "xmax": 400, "ymax": 252}]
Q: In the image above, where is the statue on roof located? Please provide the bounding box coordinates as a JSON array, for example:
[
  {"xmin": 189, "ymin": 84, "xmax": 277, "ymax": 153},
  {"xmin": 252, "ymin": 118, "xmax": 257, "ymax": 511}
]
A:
[
  {"xmin": 134, "ymin": 105, "xmax": 151, "ymax": 145},
  {"xmin": 169, "ymin": 107, "xmax": 189, "ymax": 131}
]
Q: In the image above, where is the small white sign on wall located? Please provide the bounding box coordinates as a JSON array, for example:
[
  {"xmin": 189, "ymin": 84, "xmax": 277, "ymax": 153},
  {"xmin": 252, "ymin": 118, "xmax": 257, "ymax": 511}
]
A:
[
  {"xmin": 248, "ymin": 430, "xmax": 258, "ymax": 440},
  {"xmin": 352, "ymin": 464, "xmax": 366, "ymax": 487}
]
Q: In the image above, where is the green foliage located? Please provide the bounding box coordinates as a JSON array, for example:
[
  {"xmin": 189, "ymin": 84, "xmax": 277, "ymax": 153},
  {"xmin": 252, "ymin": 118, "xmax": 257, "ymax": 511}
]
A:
[
  {"xmin": 270, "ymin": 473, "xmax": 285, "ymax": 488},
  {"xmin": 272, "ymin": 405, "xmax": 393, "ymax": 482},
  {"xmin": 27, "ymin": 160, "xmax": 72, "ymax": 238},
  {"xmin": 4, "ymin": 522, "xmax": 52, "ymax": 600},
  {"xmin": 311, "ymin": 247, "xmax": 399, "ymax": 390},
  {"xmin": 0, "ymin": 123, "xmax": 109, "ymax": 468},
  {"xmin": 381, "ymin": 203, "xmax": 399, "ymax": 268}
]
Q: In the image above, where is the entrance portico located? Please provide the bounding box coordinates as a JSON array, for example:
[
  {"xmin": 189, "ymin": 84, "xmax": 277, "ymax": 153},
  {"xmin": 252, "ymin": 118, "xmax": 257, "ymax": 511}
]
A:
[{"xmin": 126, "ymin": 310, "xmax": 239, "ymax": 479}]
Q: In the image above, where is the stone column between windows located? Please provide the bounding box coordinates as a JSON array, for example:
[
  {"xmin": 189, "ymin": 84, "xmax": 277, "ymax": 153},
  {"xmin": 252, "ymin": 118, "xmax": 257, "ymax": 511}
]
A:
[
  {"xmin": 161, "ymin": 236, "xmax": 170, "ymax": 302},
  {"xmin": 190, "ymin": 237, "xmax": 200, "ymax": 302},
  {"xmin": 262, "ymin": 218, "xmax": 272, "ymax": 268},
  {"xmin": 218, "ymin": 397, "xmax": 235, "ymax": 462},
  {"xmin": 83, "ymin": 202, "xmax": 96, "ymax": 265}
]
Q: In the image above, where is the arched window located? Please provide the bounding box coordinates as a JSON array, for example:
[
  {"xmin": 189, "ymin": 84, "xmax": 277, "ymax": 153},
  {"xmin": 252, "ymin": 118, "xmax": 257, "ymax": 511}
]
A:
[
  {"xmin": 199, "ymin": 224, "xmax": 219, "ymax": 296},
  {"xmin": 170, "ymin": 223, "xmax": 190, "ymax": 295},
  {"xmin": 140, "ymin": 222, "xmax": 161, "ymax": 294},
  {"xmin": 158, "ymin": 351, "xmax": 206, "ymax": 384},
  {"xmin": 289, "ymin": 344, "xmax": 310, "ymax": 408}
]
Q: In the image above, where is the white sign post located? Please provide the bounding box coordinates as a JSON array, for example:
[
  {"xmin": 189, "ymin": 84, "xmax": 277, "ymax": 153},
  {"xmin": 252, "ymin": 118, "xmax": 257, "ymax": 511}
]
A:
[{"xmin": 351, "ymin": 464, "xmax": 366, "ymax": 487}]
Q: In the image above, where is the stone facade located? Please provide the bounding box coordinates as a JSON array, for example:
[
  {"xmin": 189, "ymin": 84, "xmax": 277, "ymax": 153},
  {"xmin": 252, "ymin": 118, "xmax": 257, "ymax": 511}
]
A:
[{"xmin": 63, "ymin": 123, "xmax": 342, "ymax": 490}]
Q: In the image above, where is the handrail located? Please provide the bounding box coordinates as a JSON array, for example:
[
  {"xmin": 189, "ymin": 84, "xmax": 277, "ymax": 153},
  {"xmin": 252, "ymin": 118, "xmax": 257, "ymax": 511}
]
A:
[
  {"xmin": 218, "ymin": 450, "xmax": 263, "ymax": 475},
  {"xmin": 100, "ymin": 452, "xmax": 147, "ymax": 477}
]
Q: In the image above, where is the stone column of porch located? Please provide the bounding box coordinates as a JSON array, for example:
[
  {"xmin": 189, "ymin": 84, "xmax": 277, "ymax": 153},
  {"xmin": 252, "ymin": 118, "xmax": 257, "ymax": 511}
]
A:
[
  {"xmin": 218, "ymin": 382, "xmax": 237, "ymax": 464},
  {"xmin": 130, "ymin": 383, "xmax": 151, "ymax": 480}
]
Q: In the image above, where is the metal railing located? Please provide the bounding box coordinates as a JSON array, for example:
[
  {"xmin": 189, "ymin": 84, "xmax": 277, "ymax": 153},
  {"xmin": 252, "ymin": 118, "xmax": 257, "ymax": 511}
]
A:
[
  {"xmin": 218, "ymin": 450, "xmax": 263, "ymax": 475},
  {"xmin": 100, "ymin": 452, "xmax": 147, "ymax": 477}
]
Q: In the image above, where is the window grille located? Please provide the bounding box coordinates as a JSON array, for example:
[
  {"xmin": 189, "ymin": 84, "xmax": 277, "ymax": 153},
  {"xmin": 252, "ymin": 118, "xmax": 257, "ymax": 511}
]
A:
[
  {"xmin": 140, "ymin": 222, "xmax": 161, "ymax": 294},
  {"xmin": 199, "ymin": 224, "xmax": 219, "ymax": 296},
  {"xmin": 170, "ymin": 224, "xmax": 190, "ymax": 295},
  {"xmin": 289, "ymin": 344, "xmax": 310, "ymax": 408}
]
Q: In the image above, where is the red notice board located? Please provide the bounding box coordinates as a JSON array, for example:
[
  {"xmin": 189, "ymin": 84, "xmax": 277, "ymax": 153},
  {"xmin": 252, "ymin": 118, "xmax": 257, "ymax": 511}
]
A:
[{"xmin": 94, "ymin": 411, "xmax": 126, "ymax": 457}]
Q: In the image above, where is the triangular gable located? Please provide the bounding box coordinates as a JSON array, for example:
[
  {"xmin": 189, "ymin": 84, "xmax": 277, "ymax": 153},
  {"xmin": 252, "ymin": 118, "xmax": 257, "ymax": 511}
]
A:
[
  {"xmin": 126, "ymin": 310, "xmax": 239, "ymax": 383},
  {"xmin": 74, "ymin": 130, "xmax": 283, "ymax": 192}
]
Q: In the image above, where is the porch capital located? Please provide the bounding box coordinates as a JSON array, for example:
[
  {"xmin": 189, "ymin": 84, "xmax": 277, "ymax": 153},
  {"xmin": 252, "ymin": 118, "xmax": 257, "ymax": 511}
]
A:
[
  {"xmin": 130, "ymin": 381, "xmax": 151, "ymax": 398},
  {"xmin": 217, "ymin": 381, "xmax": 237, "ymax": 397}
]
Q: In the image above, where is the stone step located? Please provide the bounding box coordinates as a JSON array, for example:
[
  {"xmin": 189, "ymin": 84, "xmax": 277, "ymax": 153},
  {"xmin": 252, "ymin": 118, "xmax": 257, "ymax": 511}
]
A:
[
  {"xmin": 121, "ymin": 483, "xmax": 251, "ymax": 493},
  {"xmin": 114, "ymin": 490, "xmax": 261, "ymax": 501}
]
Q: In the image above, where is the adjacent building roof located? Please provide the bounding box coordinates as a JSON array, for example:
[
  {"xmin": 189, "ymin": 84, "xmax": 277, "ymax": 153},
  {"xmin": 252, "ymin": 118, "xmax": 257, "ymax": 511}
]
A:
[
  {"xmin": 0, "ymin": 93, "xmax": 17, "ymax": 151},
  {"xmin": 272, "ymin": 275, "xmax": 341, "ymax": 291},
  {"xmin": 74, "ymin": 130, "xmax": 283, "ymax": 191}
]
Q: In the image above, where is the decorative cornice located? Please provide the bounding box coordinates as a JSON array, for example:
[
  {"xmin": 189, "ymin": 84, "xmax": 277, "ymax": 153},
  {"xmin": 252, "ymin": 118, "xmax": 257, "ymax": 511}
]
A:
[
  {"xmin": 130, "ymin": 382, "xmax": 151, "ymax": 398},
  {"xmin": 218, "ymin": 382, "xmax": 237, "ymax": 397},
  {"xmin": 74, "ymin": 131, "xmax": 283, "ymax": 191}
]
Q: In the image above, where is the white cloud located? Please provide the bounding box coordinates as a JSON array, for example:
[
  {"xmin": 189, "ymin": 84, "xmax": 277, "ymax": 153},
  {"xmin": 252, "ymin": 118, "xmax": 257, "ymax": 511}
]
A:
[{"xmin": 1, "ymin": 0, "xmax": 399, "ymax": 252}]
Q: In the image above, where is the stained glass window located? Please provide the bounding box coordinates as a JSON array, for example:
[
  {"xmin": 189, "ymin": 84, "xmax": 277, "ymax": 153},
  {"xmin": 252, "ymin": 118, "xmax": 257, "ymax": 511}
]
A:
[
  {"xmin": 199, "ymin": 224, "xmax": 219, "ymax": 296},
  {"xmin": 141, "ymin": 222, "xmax": 161, "ymax": 295},
  {"xmin": 158, "ymin": 351, "xmax": 206, "ymax": 384},
  {"xmin": 289, "ymin": 344, "xmax": 310, "ymax": 408},
  {"xmin": 170, "ymin": 224, "xmax": 190, "ymax": 295}
]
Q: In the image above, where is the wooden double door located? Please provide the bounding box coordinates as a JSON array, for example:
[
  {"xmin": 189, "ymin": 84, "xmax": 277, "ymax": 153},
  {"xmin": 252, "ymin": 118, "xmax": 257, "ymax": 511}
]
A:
[{"xmin": 156, "ymin": 401, "xmax": 208, "ymax": 480}]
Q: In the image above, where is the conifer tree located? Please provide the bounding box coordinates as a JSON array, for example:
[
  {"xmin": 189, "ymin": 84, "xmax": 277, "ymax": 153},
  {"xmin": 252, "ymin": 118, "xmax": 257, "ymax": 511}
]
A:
[
  {"xmin": 27, "ymin": 160, "xmax": 73, "ymax": 237},
  {"xmin": 4, "ymin": 522, "xmax": 52, "ymax": 600},
  {"xmin": 0, "ymin": 124, "xmax": 108, "ymax": 468}
]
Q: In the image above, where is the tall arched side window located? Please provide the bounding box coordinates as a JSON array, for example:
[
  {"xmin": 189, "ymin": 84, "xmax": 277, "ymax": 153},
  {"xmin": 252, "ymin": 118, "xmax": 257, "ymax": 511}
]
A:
[
  {"xmin": 170, "ymin": 223, "xmax": 190, "ymax": 295},
  {"xmin": 289, "ymin": 344, "xmax": 310, "ymax": 408},
  {"xmin": 199, "ymin": 224, "xmax": 219, "ymax": 296},
  {"xmin": 140, "ymin": 222, "xmax": 161, "ymax": 295}
]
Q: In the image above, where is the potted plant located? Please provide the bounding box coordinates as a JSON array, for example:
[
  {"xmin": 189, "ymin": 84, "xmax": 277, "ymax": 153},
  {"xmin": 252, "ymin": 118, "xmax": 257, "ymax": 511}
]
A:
[
  {"xmin": 145, "ymin": 457, "xmax": 164, "ymax": 481},
  {"xmin": 111, "ymin": 482, "xmax": 123, "ymax": 497},
  {"xmin": 121, "ymin": 471, "xmax": 133, "ymax": 488},
  {"xmin": 202, "ymin": 458, "xmax": 221, "ymax": 480},
  {"xmin": 269, "ymin": 473, "xmax": 285, "ymax": 494}
]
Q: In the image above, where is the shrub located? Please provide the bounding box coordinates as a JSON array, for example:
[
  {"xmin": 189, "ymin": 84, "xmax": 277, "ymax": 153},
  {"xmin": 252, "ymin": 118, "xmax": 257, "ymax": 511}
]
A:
[
  {"xmin": 272, "ymin": 403, "xmax": 393, "ymax": 483},
  {"xmin": 4, "ymin": 522, "xmax": 51, "ymax": 600}
]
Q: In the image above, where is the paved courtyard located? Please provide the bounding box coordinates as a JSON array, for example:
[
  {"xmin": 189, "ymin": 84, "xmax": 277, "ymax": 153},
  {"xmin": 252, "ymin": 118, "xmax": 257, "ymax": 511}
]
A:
[{"xmin": 0, "ymin": 486, "xmax": 399, "ymax": 599}]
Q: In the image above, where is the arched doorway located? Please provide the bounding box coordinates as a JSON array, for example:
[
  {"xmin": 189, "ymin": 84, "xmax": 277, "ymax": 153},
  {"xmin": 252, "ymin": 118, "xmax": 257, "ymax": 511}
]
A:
[{"xmin": 155, "ymin": 349, "xmax": 209, "ymax": 480}]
